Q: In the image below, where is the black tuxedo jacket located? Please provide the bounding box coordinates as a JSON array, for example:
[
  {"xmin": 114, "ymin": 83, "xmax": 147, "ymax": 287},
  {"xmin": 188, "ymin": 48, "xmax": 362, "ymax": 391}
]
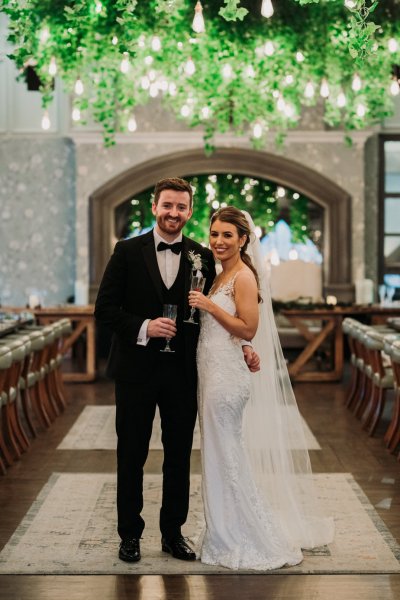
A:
[{"xmin": 94, "ymin": 230, "xmax": 216, "ymax": 384}]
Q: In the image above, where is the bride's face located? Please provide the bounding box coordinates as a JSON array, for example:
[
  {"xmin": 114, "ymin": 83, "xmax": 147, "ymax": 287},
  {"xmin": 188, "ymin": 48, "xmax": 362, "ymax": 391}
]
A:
[{"xmin": 209, "ymin": 219, "xmax": 246, "ymax": 262}]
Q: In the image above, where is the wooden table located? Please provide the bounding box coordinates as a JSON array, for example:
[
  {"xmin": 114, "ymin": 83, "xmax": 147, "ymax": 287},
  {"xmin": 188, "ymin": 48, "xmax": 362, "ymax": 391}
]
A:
[
  {"xmin": 33, "ymin": 305, "xmax": 96, "ymax": 383},
  {"xmin": 281, "ymin": 305, "xmax": 400, "ymax": 383}
]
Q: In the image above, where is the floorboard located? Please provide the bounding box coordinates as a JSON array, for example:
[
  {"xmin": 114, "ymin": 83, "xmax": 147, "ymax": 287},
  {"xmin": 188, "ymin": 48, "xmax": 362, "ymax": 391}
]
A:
[{"xmin": 1, "ymin": 369, "xmax": 399, "ymax": 599}]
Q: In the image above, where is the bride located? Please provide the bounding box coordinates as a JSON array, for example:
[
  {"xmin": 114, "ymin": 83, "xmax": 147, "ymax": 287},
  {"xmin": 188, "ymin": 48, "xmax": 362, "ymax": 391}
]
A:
[{"xmin": 188, "ymin": 206, "xmax": 334, "ymax": 571}]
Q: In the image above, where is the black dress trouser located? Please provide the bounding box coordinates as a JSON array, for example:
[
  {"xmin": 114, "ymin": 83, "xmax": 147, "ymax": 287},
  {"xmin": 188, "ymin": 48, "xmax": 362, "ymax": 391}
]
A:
[{"xmin": 115, "ymin": 356, "xmax": 197, "ymax": 541}]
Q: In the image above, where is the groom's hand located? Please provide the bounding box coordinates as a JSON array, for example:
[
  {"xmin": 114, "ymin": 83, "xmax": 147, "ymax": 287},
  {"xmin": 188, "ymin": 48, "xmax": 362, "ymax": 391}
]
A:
[
  {"xmin": 147, "ymin": 318, "xmax": 177, "ymax": 338},
  {"xmin": 242, "ymin": 345, "xmax": 260, "ymax": 372}
]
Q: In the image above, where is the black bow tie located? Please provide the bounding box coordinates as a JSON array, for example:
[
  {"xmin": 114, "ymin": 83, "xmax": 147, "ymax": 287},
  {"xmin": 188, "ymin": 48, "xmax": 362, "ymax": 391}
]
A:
[{"xmin": 157, "ymin": 241, "xmax": 183, "ymax": 255}]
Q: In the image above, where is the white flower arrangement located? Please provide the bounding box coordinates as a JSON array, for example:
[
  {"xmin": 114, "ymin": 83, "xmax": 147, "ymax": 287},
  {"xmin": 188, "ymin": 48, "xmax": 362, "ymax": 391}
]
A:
[{"xmin": 187, "ymin": 250, "xmax": 204, "ymax": 273}]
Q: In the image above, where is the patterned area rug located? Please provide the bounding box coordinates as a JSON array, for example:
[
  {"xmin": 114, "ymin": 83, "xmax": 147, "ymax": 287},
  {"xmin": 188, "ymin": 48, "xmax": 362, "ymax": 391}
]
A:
[
  {"xmin": 0, "ymin": 473, "xmax": 398, "ymax": 574},
  {"xmin": 57, "ymin": 405, "xmax": 321, "ymax": 451}
]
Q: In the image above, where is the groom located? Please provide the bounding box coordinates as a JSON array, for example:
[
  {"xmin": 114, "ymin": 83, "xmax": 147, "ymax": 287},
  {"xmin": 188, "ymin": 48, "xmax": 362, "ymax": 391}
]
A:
[{"xmin": 95, "ymin": 177, "xmax": 258, "ymax": 563}]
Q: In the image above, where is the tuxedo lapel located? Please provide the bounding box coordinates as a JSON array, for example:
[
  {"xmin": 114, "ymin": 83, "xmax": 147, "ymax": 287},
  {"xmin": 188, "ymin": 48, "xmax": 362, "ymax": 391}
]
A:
[
  {"xmin": 141, "ymin": 231, "xmax": 164, "ymax": 303},
  {"xmin": 182, "ymin": 237, "xmax": 192, "ymax": 321}
]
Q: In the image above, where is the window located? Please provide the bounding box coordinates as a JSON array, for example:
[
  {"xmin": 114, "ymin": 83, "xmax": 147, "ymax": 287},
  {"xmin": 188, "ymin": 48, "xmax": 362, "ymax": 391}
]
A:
[{"xmin": 379, "ymin": 137, "xmax": 400, "ymax": 289}]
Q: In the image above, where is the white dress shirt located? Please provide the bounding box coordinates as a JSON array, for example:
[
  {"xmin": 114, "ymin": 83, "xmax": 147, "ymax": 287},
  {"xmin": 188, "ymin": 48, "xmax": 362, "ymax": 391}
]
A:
[{"xmin": 137, "ymin": 229, "xmax": 183, "ymax": 346}]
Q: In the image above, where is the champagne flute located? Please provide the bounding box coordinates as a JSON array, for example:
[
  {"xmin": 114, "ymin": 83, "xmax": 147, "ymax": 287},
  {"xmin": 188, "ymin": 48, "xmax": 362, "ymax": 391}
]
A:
[
  {"xmin": 160, "ymin": 304, "xmax": 178, "ymax": 352},
  {"xmin": 184, "ymin": 274, "xmax": 206, "ymax": 325}
]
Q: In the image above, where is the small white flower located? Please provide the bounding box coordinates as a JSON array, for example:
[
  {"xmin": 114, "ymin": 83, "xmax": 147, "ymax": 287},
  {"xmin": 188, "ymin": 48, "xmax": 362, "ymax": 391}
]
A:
[{"xmin": 188, "ymin": 250, "xmax": 203, "ymax": 272}]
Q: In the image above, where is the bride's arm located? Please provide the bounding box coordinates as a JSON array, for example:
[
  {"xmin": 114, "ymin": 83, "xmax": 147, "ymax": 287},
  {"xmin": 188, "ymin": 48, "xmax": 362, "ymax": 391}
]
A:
[{"xmin": 188, "ymin": 270, "xmax": 259, "ymax": 341}]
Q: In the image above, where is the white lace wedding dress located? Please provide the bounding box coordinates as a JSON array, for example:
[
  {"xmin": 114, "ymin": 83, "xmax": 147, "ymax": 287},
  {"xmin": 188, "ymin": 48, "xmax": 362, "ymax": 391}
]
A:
[{"xmin": 196, "ymin": 276, "xmax": 303, "ymax": 570}]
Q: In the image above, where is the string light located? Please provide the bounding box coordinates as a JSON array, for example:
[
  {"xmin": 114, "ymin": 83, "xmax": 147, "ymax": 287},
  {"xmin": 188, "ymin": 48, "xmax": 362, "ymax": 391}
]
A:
[
  {"xmin": 264, "ymin": 41, "xmax": 275, "ymax": 57},
  {"xmin": 201, "ymin": 106, "xmax": 211, "ymax": 118},
  {"xmin": 337, "ymin": 90, "xmax": 347, "ymax": 107},
  {"xmin": 40, "ymin": 27, "xmax": 50, "ymax": 44},
  {"xmin": 244, "ymin": 65, "xmax": 255, "ymax": 78},
  {"xmin": 41, "ymin": 111, "xmax": 51, "ymax": 130},
  {"xmin": 95, "ymin": 2, "xmax": 102, "ymax": 14},
  {"xmin": 120, "ymin": 53, "xmax": 130, "ymax": 73},
  {"xmin": 253, "ymin": 122, "xmax": 263, "ymax": 138},
  {"xmin": 352, "ymin": 73, "xmax": 362, "ymax": 91},
  {"xmin": 74, "ymin": 78, "xmax": 84, "ymax": 95},
  {"xmin": 192, "ymin": 1, "xmax": 205, "ymax": 34},
  {"xmin": 356, "ymin": 102, "xmax": 366, "ymax": 117},
  {"xmin": 111, "ymin": 35, "xmax": 118, "ymax": 45},
  {"xmin": 296, "ymin": 51, "xmax": 305, "ymax": 63},
  {"xmin": 261, "ymin": 0, "xmax": 274, "ymax": 18},
  {"xmin": 289, "ymin": 248, "xmax": 298, "ymax": 260},
  {"xmin": 304, "ymin": 81, "xmax": 315, "ymax": 99},
  {"xmin": 184, "ymin": 58, "xmax": 196, "ymax": 76},
  {"xmin": 390, "ymin": 78, "xmax": 400, "ymax": 96},
  {"xmin": 72, "ymin": 107, "xmax": 81, "ymax": 121},
  {"xmin": 320, "ymin": 78, "xmax": 330, "ymax": 98},
  {"xmin": 48, "ymin": 56, "xmax": 57, "ymax": 76},
  {"xmin": 344, "ymin": 0, "xmax": 356, "ymax": 8},
  {"xmin": 151, "ymin": 36, "xmax": 161, "ymax": 52},
  {"xmin": 128, "ymin": 115, "xmax": 137, "ymax": 132},
  {"xmin": 388, "ymin": 38, "xmax": 399, "ymax": 53},
  {"xmin": 222, "ymin": 64, "xmax": 233, "ymax": 79}
]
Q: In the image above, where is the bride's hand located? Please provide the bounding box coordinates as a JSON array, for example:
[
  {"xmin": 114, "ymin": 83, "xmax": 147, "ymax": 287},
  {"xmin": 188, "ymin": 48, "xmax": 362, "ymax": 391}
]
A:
[{"xmin": 188, "ymin": 291, "xmax": 213, "ymax": 313}]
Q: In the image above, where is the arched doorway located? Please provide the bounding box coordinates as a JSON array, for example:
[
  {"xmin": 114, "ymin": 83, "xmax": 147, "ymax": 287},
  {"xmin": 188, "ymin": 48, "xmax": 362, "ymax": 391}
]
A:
[{"xmin": 89, "ymin": 147, "xmax": 352, "ymax": 301}]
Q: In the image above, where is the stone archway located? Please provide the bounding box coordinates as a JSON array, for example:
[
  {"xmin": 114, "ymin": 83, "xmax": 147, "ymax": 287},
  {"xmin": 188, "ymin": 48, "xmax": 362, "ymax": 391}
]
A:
[{"xmin": 89, "ymin": 147, "xmax": 353, "ymax": 301}]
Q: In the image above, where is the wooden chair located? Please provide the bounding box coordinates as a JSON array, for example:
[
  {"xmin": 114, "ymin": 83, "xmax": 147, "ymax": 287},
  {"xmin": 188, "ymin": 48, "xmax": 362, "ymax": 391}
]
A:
[
  {"xmin": 0, "ymin": 338, "xmax": 30, "ymax": 459},
  {"xmin": 0, "ymin": 345, "xmax": 13, "ymax": 474},
  {"xmin": 383, "ymin": 338, "xmax": 400, "ymax": 452},
  {"xmin": 360, "ymin": 329, "xmax": 395, "ymax": 436}
]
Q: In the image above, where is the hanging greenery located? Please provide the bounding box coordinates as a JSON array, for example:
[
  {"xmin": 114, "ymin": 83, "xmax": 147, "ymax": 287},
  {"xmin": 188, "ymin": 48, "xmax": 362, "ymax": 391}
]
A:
[{"xmin": 1, "ymin": 0, "xmax": 399, "ymax": 148}]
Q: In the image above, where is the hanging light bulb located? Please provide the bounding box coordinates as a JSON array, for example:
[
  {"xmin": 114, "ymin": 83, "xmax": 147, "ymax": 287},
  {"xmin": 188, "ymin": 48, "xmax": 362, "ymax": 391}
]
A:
[
  {"xmin": 72, "ymin": 107, "xmax": 81, "ymax": 122},
  {"xmin": 48, "ymin": 56, "xmax": 57, "ymax": 76},
  {"xmin": 264, "ymin": 41, "xmax": 275, "ymax": 56},
  {"xmin": 390, "ymin": 78, "xmax": 400, "ymax": 96},
  {"xmin": 222, "ymin": 64, "xmax": 233, "ymax": 79},
  {"xmin": 261, "ymin": 0, "xmax": 274, "ymax": 18},
  {"xmin": 356, "ymin": 103, "xmax": 366, "ymax": 117},
  {"xmin": 128, "ymin": 115, "xmax": 137, "ymax": 132},
  {"xmin": 120, "ymin": 53, "xmax": 130, "ymax": 74},
  {"xmin": 181, "ymin": 104, "xmax": 191, "ymax": 117},
  {"xmin": 151, "ymin": 36, "xmax": 161, "ymax": 52},
  {"xmin": 352, "ymin": 73, "xmax": 362, "ymax": 91},
  {"xmin": 337, "ymin": 90, "xmax": 347, "ymax": 107},
  {"xmin": 253, "ymin": 123, "xmax": 263, "ymax": 138},
  {"xmin": 40, "ymin": 27, "xmax": 50, "ymax": 44},
  {"xmin": 41, "ymin": 111, "xmax": 51, "ymax": 130},
  {"xmin": 320, "ymin": 78, "xmax": 330, "ymax": 98},
  {"xmin": 388, "ymin": 38, "xmax": 399, "ymax": 53},
  {"xmin": 149, "ymin": 82, "xmax": 159, "ymax": 97},
  {"xmin": 244, "ymin": 65, "xmax": 255, "ymax": 78},
  {"xmin": 192, "ymin": 1, "xmax": 205, "ymax": 34},
  {"xmin": 74, "ymin": 78, "xmax": 84, "ymax": 95},
  {"xmin": 184, "ymin": 58, "xmax": 196, "ymax": 76},
  {"xmin": 140, "ymin": 76, "xmax": 150, "ymax": 90},
  {"xmin": 304, "ymin": 81, "xmax": 315, "ymax": 99}
]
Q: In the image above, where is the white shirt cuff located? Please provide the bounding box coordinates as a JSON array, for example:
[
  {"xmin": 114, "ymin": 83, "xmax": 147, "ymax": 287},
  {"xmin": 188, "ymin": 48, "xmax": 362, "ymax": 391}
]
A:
[{"xmin": 137, "ymin": 319, "xmax": 150, "ymax": 346}]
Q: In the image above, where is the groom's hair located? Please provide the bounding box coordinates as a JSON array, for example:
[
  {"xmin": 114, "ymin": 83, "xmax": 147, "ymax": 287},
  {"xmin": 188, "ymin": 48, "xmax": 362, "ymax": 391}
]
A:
[{"xmin": 154, "ymin": 177, "xmax": 193, "ymax": 208}]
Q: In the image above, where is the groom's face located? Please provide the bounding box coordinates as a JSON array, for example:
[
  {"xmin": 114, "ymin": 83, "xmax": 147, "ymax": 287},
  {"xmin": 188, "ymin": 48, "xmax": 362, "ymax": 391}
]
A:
[{"xmin": 152, "ymin": 190, "xmax": 193, "ymax": 240}]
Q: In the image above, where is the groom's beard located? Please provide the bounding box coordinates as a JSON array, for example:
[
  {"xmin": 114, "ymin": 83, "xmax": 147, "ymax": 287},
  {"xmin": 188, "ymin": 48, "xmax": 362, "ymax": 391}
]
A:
[{"xmin": 156, "ymin": 216, "xmax": 187, "ymax": 236}]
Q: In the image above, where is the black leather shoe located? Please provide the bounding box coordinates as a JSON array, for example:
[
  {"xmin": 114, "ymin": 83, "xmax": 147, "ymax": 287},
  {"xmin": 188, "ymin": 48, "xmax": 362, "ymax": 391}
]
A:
[
  {"xmin": 161, "ymin": 535, "xmax": 196, "ymax": 561},
  {"xmin": 119, "ymin": 538, "xmax": 141, "ymax": 562}
]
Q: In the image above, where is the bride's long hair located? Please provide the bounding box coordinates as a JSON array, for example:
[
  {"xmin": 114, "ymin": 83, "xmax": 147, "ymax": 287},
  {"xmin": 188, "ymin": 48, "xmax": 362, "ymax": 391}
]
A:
[{"xmin": 210, "ymin": 206, "xmax": 261, "ymax": 302}]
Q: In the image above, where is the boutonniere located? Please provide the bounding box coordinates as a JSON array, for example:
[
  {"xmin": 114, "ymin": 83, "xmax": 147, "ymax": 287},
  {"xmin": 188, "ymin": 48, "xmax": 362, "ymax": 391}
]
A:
[{"xmin": 187, "ymin": 250, "xmax": 208, "ymax": 274}]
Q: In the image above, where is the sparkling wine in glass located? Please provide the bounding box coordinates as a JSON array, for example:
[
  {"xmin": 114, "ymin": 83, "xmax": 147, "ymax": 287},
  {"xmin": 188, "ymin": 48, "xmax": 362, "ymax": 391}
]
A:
[
  {"xmin": 160, "ymin": 304, "xmax": 178, "ymax": 353},
  {"xmin": 184, "ymin": 274, "xmax": 206, "ymax": 325}
]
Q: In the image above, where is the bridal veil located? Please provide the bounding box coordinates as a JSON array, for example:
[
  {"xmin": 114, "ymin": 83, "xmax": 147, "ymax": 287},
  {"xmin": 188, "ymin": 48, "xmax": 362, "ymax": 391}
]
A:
[{"xmin": 241, "ymin": 210, "xmax": 334, "ymax": 550}]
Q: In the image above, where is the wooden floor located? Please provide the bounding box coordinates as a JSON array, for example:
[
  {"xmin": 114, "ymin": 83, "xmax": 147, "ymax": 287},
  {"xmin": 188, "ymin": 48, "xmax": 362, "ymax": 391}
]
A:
[{"xmin": 0, "ymin": 369, "xmax": 399, "ymax": 600}]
